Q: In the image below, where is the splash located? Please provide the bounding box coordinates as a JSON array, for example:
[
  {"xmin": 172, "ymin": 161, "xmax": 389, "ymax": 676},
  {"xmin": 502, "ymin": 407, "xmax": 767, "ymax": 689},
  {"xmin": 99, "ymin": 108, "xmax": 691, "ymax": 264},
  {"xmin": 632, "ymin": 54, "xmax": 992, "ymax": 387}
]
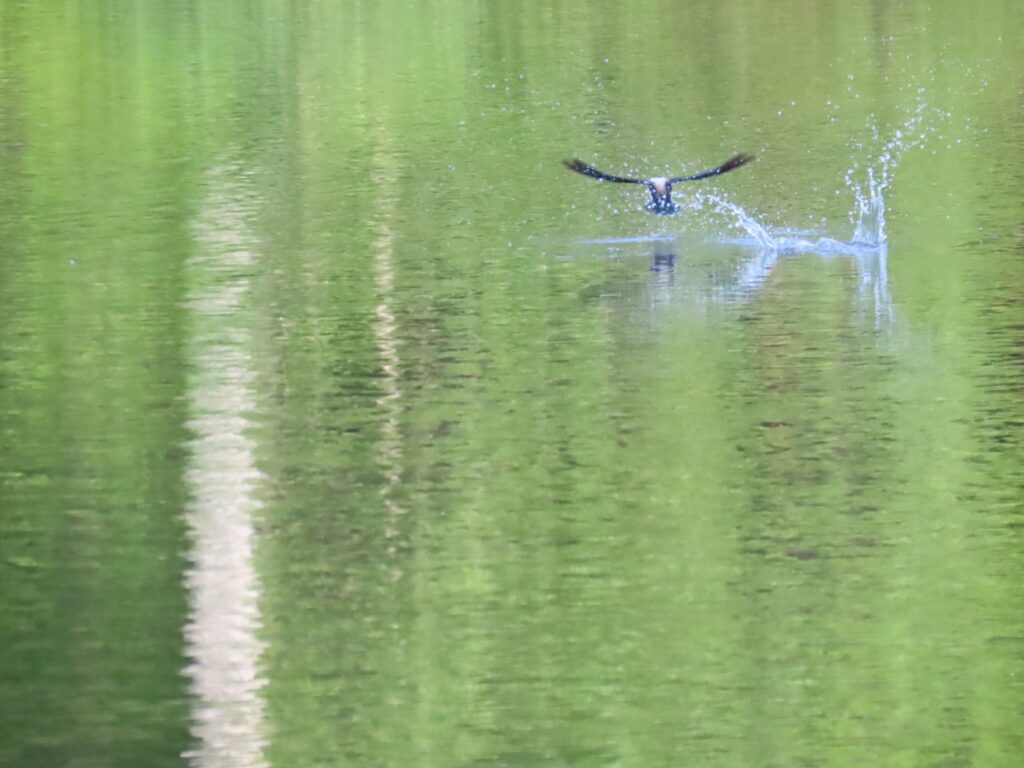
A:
[
  {"xmin": 845, "ymin": 102, "xmax": 943, "ymax": 247},
  {"xmin": 690, "ymin": 190, "xmax": 866, "ymax": 255},
  {"xmin": 849, "ymin": 165, "xmax": 887, "ymax": 246},
  {"xmin": 681, "ymin": 106, "xmax": 944, "ymax": 328},
  {"xmin": 697, "ymin": 102, "xmax": 945, "ymax": 254},
  {"xmin": 694, "ymin": 189, "xmax": 879, "ymax": 256},
  {"xmin": 688, "ymin": 190, "xmax": 895, "ymax": 328},
  {"xmin": 698, "ymin": 195, "xmax": 776, "ymax": 249}
]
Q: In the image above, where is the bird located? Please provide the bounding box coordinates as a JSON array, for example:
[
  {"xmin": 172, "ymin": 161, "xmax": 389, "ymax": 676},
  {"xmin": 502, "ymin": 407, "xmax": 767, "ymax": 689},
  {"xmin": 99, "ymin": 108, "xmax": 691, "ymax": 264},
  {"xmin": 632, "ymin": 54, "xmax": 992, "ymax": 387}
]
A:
[{"xmin": 563, "ymin": 153, "xmax": 754, "ymax": 214}]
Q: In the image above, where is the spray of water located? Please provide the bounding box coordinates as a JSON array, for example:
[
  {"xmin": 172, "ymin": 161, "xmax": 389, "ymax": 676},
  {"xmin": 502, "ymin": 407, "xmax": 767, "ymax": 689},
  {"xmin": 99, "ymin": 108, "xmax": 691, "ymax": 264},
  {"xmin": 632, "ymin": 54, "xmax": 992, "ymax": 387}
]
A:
[
  {"xmin": 688, "ymin": 193, "xmax": 776, "ymax": 249},
  {"xmin": 688, "ymin": 102, "xmax": 946, "ymax": 254},
  {"xmin": 666, "ymin": 105, "xmax": 945, "ymax": 327},
  {"xmin": 844, "ymin": 102, "xmax": 945, "ymax": 246}
]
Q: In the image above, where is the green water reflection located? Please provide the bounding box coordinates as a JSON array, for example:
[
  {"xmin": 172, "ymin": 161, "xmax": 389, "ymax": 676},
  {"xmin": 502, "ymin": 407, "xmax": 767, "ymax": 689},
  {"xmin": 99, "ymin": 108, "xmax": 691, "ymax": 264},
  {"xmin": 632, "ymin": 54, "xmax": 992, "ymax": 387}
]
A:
[{"xmin": 1, "ymin": 1, "xmax": 1022, "ymax": 766}]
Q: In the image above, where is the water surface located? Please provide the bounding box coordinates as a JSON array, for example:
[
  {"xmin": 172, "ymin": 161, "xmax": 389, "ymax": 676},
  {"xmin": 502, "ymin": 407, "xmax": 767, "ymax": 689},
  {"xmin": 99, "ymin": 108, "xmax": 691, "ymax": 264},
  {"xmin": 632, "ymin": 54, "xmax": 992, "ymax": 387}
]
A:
[{"xmin": 1, "ymin": 2, "xmax": 1023, "ymax": 766}]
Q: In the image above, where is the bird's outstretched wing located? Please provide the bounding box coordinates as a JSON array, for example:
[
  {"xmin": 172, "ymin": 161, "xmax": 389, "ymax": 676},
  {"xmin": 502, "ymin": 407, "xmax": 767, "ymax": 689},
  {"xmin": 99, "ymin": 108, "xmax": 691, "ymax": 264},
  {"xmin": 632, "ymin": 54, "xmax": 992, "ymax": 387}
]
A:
[
  {"xmin": 669, "ymin": 153, "xmax": 754, "ymax": 183},
  {"xmin": 563, "ymin": 159, "xmax": 644, "ymax": 184}
]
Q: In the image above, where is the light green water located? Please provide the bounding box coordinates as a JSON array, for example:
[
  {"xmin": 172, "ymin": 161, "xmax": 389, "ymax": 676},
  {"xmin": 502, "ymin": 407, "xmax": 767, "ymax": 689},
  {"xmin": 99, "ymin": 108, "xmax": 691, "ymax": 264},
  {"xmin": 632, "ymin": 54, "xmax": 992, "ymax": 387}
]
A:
[{"xmin": 1, "ymin": 2, "xmax": 1023, "ymax": 767}]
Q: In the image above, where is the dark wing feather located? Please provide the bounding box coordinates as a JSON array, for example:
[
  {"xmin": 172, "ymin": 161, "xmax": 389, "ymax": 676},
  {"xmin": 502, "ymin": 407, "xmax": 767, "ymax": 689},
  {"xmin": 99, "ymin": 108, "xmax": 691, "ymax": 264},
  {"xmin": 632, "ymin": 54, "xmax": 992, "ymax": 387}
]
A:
[
  {"xmin": 669, "ymin": 153, "xmax": 754, "ymax": 183},
  {"xmin": 563, "ymin": 159, "xmax": 644, "ymax": 184}
]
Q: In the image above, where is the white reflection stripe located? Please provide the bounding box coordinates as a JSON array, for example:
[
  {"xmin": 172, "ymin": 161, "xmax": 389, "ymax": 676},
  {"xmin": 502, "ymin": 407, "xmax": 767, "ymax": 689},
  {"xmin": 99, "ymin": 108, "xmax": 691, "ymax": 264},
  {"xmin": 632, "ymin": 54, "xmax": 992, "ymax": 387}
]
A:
[{"xmin": 183, "ymin": 163, "xmax": 269, "ymax": 768}]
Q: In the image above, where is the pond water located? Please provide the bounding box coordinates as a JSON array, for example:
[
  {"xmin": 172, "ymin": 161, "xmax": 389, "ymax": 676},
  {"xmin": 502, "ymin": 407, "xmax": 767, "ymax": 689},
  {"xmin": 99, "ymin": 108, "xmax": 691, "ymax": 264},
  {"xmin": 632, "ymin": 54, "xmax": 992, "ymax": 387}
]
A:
[{"xmin": 2, "ymin": 2, "xmax": 1023, "ymax": 767}]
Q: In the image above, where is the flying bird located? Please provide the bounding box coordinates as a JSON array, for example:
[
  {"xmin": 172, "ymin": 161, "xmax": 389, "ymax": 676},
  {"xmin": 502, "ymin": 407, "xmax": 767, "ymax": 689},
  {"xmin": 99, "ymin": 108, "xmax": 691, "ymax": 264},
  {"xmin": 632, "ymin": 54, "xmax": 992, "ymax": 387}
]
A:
[{"xmin": 563, "ymin": 153, "xmax": 753, "ymax": 214}]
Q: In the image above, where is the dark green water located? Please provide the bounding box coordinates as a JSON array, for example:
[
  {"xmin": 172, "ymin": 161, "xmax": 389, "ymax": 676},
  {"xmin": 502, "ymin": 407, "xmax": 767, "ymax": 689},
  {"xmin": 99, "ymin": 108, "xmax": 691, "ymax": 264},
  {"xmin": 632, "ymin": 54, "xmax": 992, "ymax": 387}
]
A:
[{"xmin": 2, "ymin": 2, "xmax": 1023, "ymax": 766}]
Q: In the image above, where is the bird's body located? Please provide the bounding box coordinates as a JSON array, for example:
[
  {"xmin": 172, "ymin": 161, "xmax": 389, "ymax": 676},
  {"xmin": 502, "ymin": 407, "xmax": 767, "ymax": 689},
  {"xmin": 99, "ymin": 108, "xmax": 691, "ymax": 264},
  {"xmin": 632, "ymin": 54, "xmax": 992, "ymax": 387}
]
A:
[
  {"xmin": 644, "ymin": 177, "xmax": 676, "ymax": 213},
  {"xmin": 563, "ymin": 153, "xmax": 753, "ymax": 214}
]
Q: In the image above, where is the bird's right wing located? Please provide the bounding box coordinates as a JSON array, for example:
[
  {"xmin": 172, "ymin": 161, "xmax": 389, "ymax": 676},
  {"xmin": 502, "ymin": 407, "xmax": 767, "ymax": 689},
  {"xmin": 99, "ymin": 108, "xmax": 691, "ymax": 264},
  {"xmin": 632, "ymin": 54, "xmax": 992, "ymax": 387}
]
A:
[
  {"xmin": 563, "ymin": 159, "xmax": 644, "ymax": 184},
  {"xmin": 669, "ymin": 153, "xmax": 754, "ymax": 183}
]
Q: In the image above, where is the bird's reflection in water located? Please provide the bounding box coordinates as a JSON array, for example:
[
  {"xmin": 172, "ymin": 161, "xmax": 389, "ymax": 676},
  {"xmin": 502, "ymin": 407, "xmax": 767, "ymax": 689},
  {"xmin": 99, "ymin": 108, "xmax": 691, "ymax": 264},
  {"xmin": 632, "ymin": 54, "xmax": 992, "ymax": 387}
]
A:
[
  {"xmin": 650, "ymin": 238, "xmax": 676, "ymax": 272},
  {"xmin": 641, "ymin": 239, "xmax": 778, "ymax": 311},
  {"xmin": 576, "ymin": 233, "xmax": 892, "ymax": 336},
  {"xmin": 646, "ymin": 238, "xmax": 678, "ymax": 311}
]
